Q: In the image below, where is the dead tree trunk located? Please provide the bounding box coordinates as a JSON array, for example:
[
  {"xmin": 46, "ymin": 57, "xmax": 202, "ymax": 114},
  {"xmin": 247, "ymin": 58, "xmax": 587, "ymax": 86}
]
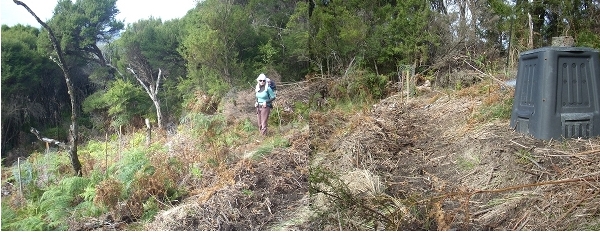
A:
[
  {"xmin": 127, "ymin": 67, "xmax": 164, "ymax": 130},
  {"xmin": 14, "ymin": 0, "xmax": 82, "ymax": 176},
  {"xmin": 126, "ymin": 45, "xmax": 164, "ymax": 129}
]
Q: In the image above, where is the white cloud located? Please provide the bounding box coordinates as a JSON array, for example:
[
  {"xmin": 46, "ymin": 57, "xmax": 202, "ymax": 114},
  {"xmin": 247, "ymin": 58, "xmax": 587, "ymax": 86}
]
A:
[{"xmin": 0, "ymin": 0, "xmax": 197, "ymax": 27}]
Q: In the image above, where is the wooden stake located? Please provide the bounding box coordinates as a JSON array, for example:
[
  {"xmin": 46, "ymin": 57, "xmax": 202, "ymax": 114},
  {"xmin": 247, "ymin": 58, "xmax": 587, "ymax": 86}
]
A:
[
  {"xmin": 17, "ymin": 157, "xmax": 23, "ymax": 199},
  {"xmin": 105, "ymin": 133, "xmax": 108, "ymax": 177}
]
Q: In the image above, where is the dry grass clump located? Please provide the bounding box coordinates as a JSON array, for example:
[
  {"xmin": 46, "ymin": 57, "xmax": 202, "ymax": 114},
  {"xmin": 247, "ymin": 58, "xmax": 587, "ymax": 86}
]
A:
[
  {"xmin": 185, "ymin": 90, "xmax": 220, "ymax": 115},
  {"xmin": 308, "ymin": 110, "xmax": 349, "ymax": 152},
  {"xmin": 94, "ymin": 178, "xmax": 122, "ymax": 210},
  {"xmin": 222, "ymin": 87, "xmax": 257, "ymax": 126}
]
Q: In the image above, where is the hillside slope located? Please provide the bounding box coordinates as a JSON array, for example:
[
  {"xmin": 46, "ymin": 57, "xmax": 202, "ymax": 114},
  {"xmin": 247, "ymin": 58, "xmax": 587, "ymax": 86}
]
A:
[{"xmin": 145, "ymin": 80, "xmax": 599, "ymax": 230}]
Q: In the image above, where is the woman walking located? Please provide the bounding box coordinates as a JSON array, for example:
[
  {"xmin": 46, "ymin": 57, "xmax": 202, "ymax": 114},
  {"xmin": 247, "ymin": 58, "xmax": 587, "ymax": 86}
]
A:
[{"xmin": 254, "ymin": 73, "xmax": 276, "ymax": 136}]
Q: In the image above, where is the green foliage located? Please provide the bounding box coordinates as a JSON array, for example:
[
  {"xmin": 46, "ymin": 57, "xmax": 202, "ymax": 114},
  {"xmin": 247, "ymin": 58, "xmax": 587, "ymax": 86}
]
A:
[
  {"xmin": 120, "ymin": 18, "xmax": 183, "ymax": 70},
  {"xmin": 128, "ymin": 132, "xmax": 149, "ymax": 147},
  {"xmin": 4, "ymin": 214, "xmax": 50, "ymax": 231},
  {"xmin": 181, "ymin": 0, "xmax": 257, "ymax": 96},
  {"xmin": 253, "ymin": 145, "xmax": 273, "ymax": 160},
  {"xmin": 259, "ymin": 40, "xmax": 278, "ymax": 65},
  {"xmin": 488, "ymin": 0, "xmax": 513, "ymax": 17},
  {"xmin": 271, "ymin": 136, "xmax": 291, "ymax": 148},
  {"xmin": 355, "ymin": 73, "xmax": 389, "ymax": 101},
  {"xmin": 5, "ymin": 0, "xmax": 600, "ymax": 230},
  {"xmin": 38, "ymin": 176, "xmax": 90, "ymax": 229},
  {"xmin": 330, "ymin": 72, "xmax": 389, "ymax": 104},
  {"xmin": 197, "ymin": 68, "xmax": 230, "ymax": 97},
  {"xmin": 516, "ymin": 149, "xmax": 534, "ymax": 165},
  {"xmin": 1, "ymin": 25, "xmax": 66, "ymax": 151},
  {"xmin": 3, "ymin": 175, "xmax": 97, "ymax": 231},
  {"xmin": 293, "ymin": 101, "xmax": 312, "ymax": 120},
  {"xmin": 1, "ymin": 25, "xmax": 50, "ymax": 98},
  {"xmin": 364, "ymin": 0, "xmax": 435, "ymax": 75},
  {"xmin": 11, "ymin": 157, "xmax": 45, "ymax": 199},
  {"xmin": 1, "ymin": 201, "xmax": 18, "ymax": 230},
  {"xmin": 115, "ymin": 17, "xmax": 187, "ymax": 124},
  {"xmin": 244, "ymin": 0, "xmax": 306, "ymax": 81},
  {"xmin": 114, "ymin": 147, "xmax": 149, "ymax": 191},
  {"xmin": 80, "ymin": 184, "xmax": 97, "ymax": 203},
  {"xmin": 82, "ymin": 91, "xmax": 106, "ymax": 114},
  {"xmin": 576, "ymin": 30, "xmax": 600, "ymax": 49},
  {"xmin": 41, "ymin": 151, "xmax": 72, "ymax": 185},
  {"xmin": 46, "ymin": 0, "xmax": 123, "ymax": 56},
  {"xmin": 473, "ymin": 97, "xmax": 513, "ymax": 122},
  {"xmin": 102, "ymin": 80, "xmax": 148, "ymax": 117},
  {"xmin": 280, "ymin": 2, "xmax": 311, "ymax": 80},
  {"xmin": 457, "ymin": 155, "xmax": 480, "ymax": 171},
  {"xmin": 239, "ymin": 118, "xmax": 256, "ymax": 133},
  {"xmin": 252, "ymin": 136, "xmax": 290, "ymax": 160},
  {"xmin": 190, "ymin": 163, "xmax": 203, "ymax": 179},
  {"xmin": 72, "ymin": 200, "xmax": 104, "ymax": 218},
  {"xmin": 180, "ymin": 112, "xmax": 226, "ymax": 139},
  {"xmin": 80, "ymin": 139, "xmax": 117, "ymax": 161},
  {"xmin": 242, "ymin": 189, "xmax": 254, "ymax": 196},
  {"xmin": 83, "ymin": 79, "xmax": 152, "ymax": 129},
  {"xmin": 142, "ymin": 199, "xmax": 160, "ymax": 221},
  {"xmin": 87, "ymin": 65, "xmax": 113, "ymax": 89},
  {"xmin": 42, "ymin": 127, "xmax": 69, "ymax": 143}
]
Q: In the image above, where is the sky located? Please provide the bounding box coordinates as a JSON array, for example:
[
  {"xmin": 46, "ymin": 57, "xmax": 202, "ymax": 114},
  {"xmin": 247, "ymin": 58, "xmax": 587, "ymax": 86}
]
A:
[{"xmin": 0, "ymin": 0, "xmax": 198, "ymax": 27}]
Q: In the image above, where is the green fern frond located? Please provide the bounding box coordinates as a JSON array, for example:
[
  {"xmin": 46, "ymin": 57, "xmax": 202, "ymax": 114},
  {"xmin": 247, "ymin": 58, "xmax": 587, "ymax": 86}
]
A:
[
  {"xmin": 8, "ymin": 215, "xmax": 49, "ymax": 231},
  {"xmin": 114, "ymin": 147, "xmax": 149, "ymax": 191},
  {"xmin": 1, "ymin": 202, "xmax": 18, "ymax": 230},
  {"xmin": 73, "ymin": 201, "xmax": 105, "ymax": 218},
  {"xmin": 35, "ymin": 176, "xmax": 91, "ymax": 229},
  {"xmin": 81, "ymin": 185, "xmax": 96, "ymax": 202},
  {"xmin": 61, "ymin": 176, "xmax": 90, "ymax": 195}
]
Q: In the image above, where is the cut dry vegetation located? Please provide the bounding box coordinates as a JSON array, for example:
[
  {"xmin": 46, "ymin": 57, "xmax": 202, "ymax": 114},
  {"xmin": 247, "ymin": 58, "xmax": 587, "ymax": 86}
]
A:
[{"xmin": 140, "ymin": 78, "xmax": 599, "ymax": 230}]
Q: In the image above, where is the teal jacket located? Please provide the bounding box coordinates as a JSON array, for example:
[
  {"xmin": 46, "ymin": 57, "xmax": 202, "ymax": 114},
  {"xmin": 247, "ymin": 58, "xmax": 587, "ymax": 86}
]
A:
[{"xmin": 256, "ymin": 86, "xmax": 276, "ymax": 107}]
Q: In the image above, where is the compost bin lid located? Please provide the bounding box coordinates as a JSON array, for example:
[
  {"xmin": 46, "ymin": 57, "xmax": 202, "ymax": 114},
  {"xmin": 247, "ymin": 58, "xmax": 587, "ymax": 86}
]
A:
[{"xmin": 521, "ymin": 46, "xmax": 599, "ymax": 56}]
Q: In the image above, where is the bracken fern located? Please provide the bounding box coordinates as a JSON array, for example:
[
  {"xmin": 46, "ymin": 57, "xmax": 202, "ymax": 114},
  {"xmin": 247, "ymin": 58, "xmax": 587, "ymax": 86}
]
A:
[{"xmin": 38, "ymin": 176, "xmax": 90, "ymax": 229}]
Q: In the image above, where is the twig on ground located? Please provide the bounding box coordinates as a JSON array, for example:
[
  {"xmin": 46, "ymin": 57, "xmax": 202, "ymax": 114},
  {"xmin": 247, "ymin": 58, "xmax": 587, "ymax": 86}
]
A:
[
  {"xmin": 510, "ymin": 140, "xmax": 531, "ymax": 149},
  {"xmin": 553, "ymin": 190, "xmax": 598, "ymax": 226},
  {"xmin": 512, "ymin": 211, "xmax": 530, "ymax": 231}
]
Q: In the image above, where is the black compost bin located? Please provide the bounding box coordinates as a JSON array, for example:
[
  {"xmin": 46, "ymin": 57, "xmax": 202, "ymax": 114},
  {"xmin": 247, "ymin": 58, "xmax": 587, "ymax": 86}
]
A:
[{"xmin": 510, "ymin": 47, "xmax": 600, "ymax": 140}]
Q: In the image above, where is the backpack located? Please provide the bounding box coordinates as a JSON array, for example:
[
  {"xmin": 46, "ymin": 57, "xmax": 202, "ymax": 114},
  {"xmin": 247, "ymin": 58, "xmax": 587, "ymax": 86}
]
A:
[
  {"xmin": 266, "ymin": 78, "xmax": 277, "ymax": 92},
  {"xmin": 266, "ymin": 78, "xmax": 276, "ymax": 104}
]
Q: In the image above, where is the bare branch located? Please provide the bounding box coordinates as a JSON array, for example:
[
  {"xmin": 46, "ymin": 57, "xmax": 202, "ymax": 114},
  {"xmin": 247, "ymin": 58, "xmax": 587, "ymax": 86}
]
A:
[{"xmin": 30, "ymin": 127, "xmax": 69, "ymax": 149}]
